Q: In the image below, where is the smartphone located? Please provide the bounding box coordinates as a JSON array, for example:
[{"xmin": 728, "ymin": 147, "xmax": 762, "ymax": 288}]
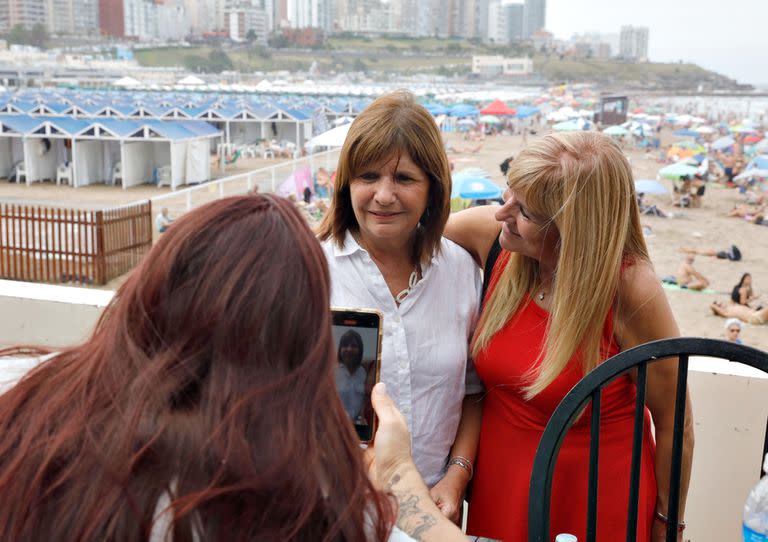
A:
[{"xmin": 331, "ymin": 307, "xmax": 383, "ymax": 443}]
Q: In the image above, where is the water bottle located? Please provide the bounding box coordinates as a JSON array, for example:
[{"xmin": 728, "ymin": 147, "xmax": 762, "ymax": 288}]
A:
[
  {"xmin": 555, "ymin": 535, "xmax": 577, "ymax": 542},
  {"xmin": 743, "ymin": 453, "xmax": 768, "ymax": 541}
]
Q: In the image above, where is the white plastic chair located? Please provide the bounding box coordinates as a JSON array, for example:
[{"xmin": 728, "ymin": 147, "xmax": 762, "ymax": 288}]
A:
[
  {"xmin": 15, "ymin": 162, "xmax": 26, "ymax": 183},
  {"xmin": 157, "ymin": 165, "xmax": 172, "ymax": 187},
  {"xmin": 56, "ymin": 163, "xmax": 72, "ymax": 186},
  {"xmin": 112, "ymin": 162, "xmax": 123, "ymax": 186}
]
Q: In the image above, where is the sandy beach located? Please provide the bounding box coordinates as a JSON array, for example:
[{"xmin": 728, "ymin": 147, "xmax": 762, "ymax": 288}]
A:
[{"xmin": 2, "ymin": 129, "xmax": 767, "ymax": 350}]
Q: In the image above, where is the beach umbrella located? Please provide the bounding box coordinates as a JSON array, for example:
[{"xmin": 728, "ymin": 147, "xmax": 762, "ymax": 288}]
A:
[
  {"xmin": 479, "ymin": 114, "xmax": 502, "ymax": 125},
  {"xmin": 553, "ymin": 119, "xmax": 585, "ymax": 132},
  {"xmin": 730, "ymin": 125, "xmax": 758, "ymax": 134},
  {"xmin": 457, "ymin": 118, "xmax": 477, "ymax": 126},
  {"xmin": 673, "ymin": 129, "xmax": 699, "ymax": 138},
  {"xmin": 675, "ymin": 141, "xmax": 705, "ymax": 152},
  {"xmin": 480, "ymin": 99, "xmax": 516, "ymax": 116},
  {"xmin": 515, "ymin": 105, "xmax": 540, "ymax": 118},
  {"xmin": 603, "ymin": 125, "xmax": 628, "ymax": 136},
  {"xmin": 735, "ymin": 169, "xmax": 768, "ymax": 181},
  {"xmin": 712, "ymin": 136, "xmax": 735, "ymax": 151},
  {"xmin": 424, "ymin": 102, "xmax": 449, "ymax": 116},
  {"xmin": 635, "ymin": 179, "xmax": 668, "ymax": 194},
  {"xmin": 746, "ymin": 155, "xmax": 768, "ymax": 170},
  {"xmin": 744, "ymin": 135, "xmax": 763, "ymax": 144},
  {"xmin": 694, "ymin": 126, "xmax": 716, "ymax": 134},
  {"xmin": 659, "ymin": 162, "xmax": 698, "ymax": 179},
  {"xmin": 451, "ymin": 169, "xmax": 502, "ymax": 200},
  {"xmin": 449, "ymin": 104, "xmax": 480, "ymax": 117},
  {"xmin": 305, "ymin": 122, "xmax": 351, "ymax": 149}
]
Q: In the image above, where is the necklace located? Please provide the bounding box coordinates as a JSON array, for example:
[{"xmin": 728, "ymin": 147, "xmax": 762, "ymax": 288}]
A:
[{"xmin": 395, "ymin": 270, "xmax": 419, "ymax": 304}]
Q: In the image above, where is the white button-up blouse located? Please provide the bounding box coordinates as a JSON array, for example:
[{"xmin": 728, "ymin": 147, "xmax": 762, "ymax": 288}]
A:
[{"xmin": 322, "ymin": 233, "xmax": 483, "ymax": 486}]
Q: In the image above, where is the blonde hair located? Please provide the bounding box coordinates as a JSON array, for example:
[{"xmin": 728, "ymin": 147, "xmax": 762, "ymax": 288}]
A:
[
  {"xmin": 316, "ymin": 90, "xmax": 452, "ymax": 267},
  {"xmin": 473, "ymin": 132, "xmax": 649, "ymax": 398}
]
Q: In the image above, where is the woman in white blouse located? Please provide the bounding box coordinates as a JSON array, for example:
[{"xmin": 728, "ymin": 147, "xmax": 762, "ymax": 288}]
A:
[{"xmin": 318, "ymin": 90, "xmax": 483, "ymax": 523}]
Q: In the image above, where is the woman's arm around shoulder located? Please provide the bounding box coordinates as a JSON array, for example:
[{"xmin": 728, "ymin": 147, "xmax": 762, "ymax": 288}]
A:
[
  {"xmin": 444, "ymin": 206, "xmax": 501, "ymax": 268},
  {"xmin": 614, "ymin": 260, "xmax": 694, "ymax": 540}
]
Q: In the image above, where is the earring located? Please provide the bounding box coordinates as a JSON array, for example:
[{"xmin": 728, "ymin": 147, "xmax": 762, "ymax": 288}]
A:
[{"xmin": 419, "ymin": 207, "xmax": 430, "ymax": 226}]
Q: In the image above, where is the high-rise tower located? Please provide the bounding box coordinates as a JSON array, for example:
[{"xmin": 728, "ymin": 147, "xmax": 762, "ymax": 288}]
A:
[{"xmin": 522, "ymin": 0, "xmax": 545, "ymax": 39}]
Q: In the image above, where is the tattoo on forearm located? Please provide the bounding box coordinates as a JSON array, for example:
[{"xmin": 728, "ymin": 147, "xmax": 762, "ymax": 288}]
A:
[
  {"xmin": 386, "ymin": 469, "xmax": 439, "ymax": 541},
  {"xmin": 394, "ymin": 493, "xmax": 438, "ymax": 540}
]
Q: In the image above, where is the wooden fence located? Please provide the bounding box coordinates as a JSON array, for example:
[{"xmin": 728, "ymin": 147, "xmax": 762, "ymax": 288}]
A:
[{"xmin": 0, "ymin": 201, "xmax": 152, "ymax": 286}]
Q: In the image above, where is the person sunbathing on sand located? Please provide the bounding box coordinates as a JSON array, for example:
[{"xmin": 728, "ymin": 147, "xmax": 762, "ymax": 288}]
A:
[
  {"xmin": 681, "ymin": 245, "xmax": 742, "ymax": 261},
  {"xmin": 711, "ymin": 301, "xmax": 768, "ymax": 326},
  {"xmin": 676, "ymin": 254, "xmax": 710, "ymax": 290},
  {"xmin": 729, "ymin": 203, "xmax": 766, "ymax": 219}
]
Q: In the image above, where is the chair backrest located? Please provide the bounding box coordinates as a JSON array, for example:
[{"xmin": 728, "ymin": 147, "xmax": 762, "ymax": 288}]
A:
[{"xmin": 528, "ymin": 337, "xmax": 768, "ymax": 542}]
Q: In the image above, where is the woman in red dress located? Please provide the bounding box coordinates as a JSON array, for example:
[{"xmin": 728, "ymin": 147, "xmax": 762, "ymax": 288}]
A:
[{"xmin": 446, "ymin": 132, "xmax": 694, "ymax": 541}]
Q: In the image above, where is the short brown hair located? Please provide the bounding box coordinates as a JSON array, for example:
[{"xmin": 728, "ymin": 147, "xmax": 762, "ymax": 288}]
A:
[{"xmin": 317, "ymin": 90, "xmax": 452, "ymax": 267}]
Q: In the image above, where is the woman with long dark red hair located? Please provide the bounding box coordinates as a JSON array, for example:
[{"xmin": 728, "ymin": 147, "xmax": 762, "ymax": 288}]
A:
[{"xmin": 0, "ymin": 195, "xmax": 466, "ymax": 542}]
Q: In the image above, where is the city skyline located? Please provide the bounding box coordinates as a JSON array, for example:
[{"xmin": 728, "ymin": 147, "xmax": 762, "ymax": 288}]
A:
[
  {"xmin": 545, "ymin": 0, "xmax": 767, "ymax": 86},
  {"xmin": 1, "ymin": 0, "xmax": 763, "ymax": 86}
]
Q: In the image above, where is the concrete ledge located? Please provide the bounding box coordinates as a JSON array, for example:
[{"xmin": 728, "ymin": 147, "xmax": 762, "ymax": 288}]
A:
[
  {"xmin": 0, "ymin": 279, "xmax": 113, "ymax": 347},
  {"xmin": 0, "ymin": 283, "xmax": 764, "ymax": 539}
]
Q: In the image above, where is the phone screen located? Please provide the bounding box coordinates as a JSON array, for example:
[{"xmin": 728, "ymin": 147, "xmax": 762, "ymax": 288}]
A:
[{"xmin": 331, "ymin": 308, "xmax": 382, "ymax": 443}]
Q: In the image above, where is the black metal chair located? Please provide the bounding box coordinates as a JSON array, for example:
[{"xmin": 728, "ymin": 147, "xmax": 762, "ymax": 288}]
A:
[{"xmin": 528, "ymin": 337, "xmax": 768, "ymax": 542}]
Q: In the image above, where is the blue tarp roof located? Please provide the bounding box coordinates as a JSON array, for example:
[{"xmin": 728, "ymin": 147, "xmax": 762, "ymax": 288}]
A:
[
  {"xmin": 0, "ymin": 114, "xmax": 220, "ymax": 140},
  {"xmin": 0, "ymin": 90, "xmax": 380, "ymax": 136},
  {"xmin": 48, "ymin": 117, "xmax": 91, "ymax": 134}
]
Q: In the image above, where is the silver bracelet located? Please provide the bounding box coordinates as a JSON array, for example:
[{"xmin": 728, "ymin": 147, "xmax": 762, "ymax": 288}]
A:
[{"xmin": 448, "ymin": 455, "xmax": 473, "ymax": 480}]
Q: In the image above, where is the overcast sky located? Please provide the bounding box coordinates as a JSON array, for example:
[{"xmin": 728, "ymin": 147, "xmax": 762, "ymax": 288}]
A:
[{"xmin": 537, "ymin": 0, "xmax": 768, "ymax": 86}]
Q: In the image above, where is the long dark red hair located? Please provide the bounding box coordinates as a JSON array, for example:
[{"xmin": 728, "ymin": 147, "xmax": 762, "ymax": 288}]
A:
[{"xmin": 0, "ymin": 195, "xmax": 394, "ymax": 541}]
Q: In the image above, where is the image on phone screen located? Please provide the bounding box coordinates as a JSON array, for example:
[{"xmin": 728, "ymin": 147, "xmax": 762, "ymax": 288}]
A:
[{"xmin": 331, "ymin": 308, "xmax": 382, "ymax": 442}]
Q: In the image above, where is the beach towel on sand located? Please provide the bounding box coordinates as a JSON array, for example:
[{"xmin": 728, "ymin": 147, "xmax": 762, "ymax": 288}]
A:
[{"xmin": 661, "ymin": 282, "xmax": 717, "ymax": 295}]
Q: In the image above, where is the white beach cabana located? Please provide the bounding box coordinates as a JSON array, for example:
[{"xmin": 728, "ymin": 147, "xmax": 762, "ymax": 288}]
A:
[
  {"xmin": 0, "ymin": 115, "xmax": 39, "ymax": 182},
  {"xmin": 72, "ymin": 118, "xmax": 220, "ymax": 190}
]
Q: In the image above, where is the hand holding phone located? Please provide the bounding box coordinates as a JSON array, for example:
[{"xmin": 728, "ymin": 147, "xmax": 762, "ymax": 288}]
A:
[{"xmin": 331, "ymin": 307, "xmax": 383, "ymax": 443}]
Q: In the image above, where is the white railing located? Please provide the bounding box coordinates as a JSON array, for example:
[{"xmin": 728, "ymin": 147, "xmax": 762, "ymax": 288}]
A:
[{"xmin": 143, "ymin": 148, "xmax": 340, "ymax": 217}]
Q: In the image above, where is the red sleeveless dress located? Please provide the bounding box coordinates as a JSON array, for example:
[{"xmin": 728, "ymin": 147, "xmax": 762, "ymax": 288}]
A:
[{"xmin": 467, "ymin": 252, "xmax": 657, "ymax": 541}]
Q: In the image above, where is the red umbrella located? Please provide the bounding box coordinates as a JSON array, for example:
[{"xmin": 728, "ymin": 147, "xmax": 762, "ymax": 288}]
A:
[
  {"xmin": 480, "ymin": 99, "xmax": 516, "ymax": 116},
  {"xmin": 744, "ymin": 135, "xmax": 763, "ymax": 144}
]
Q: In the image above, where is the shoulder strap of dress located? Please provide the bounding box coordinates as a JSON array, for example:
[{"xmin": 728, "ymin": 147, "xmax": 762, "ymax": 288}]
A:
[{"xmin": 481, "ymin": 237, "xmax": 502, "ymax": 308}]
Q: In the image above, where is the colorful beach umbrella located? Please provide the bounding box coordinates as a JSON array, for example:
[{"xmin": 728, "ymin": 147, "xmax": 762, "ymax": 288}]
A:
[
  {"xmin": 305, "ymin": 122, "xmax": 351, "ymax": 149},
  {"xmin": 735, "ymin": 169, "xmax": 768, "ymax": 181},
  {"xmin": 449, "ymin": 104, "xmax": 480, "ymax": 117},
  {"xmin": 603, "ymin": 125, "xmax": 629, "ymax": 136},
  {"xmin": 675, "ymin": 141, "xmax": 705, "ymax": 152},
  {"xmin": 553, "ymin": 119, "xmax": 587, "ymax": 132},
  {"xmin": 746, "ymin": 155, "xmax": 768, "ymax": 170},
  {"xmin": 659, "ymin": 162, "xmax": 698, "ymax": 179},
  {"xmin": 712, "ymin": 136, "xmax": 735, "ymax": 151},
  {"xmin": 635, "ymin": 179, "xmax": 668, "ymax": 194},
  {"xmin": 480, "ymin": 99, "xmax": 516, "ymax": 116},
  {"xmin": 673, "ymin": 129, "xmax": 699, "ymax": 138},
  {"xmin": 451, "ymin": 169, "xmax": 502, "ymax": 200},
  {"xmin": 515, "ymin": 105, "xmax": 540, "ymax": 119},
  {"xmin": 730, "ymin": 125, "xmax": 758, "ymax": 134}
]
